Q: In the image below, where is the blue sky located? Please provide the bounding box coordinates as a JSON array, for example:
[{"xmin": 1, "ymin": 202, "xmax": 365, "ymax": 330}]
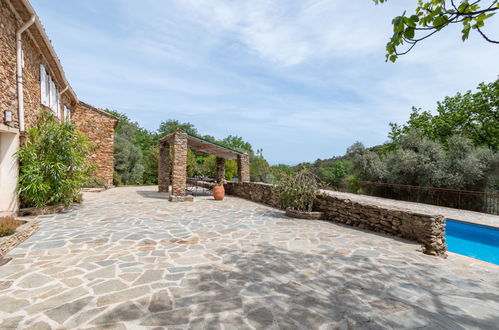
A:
[{"xmin": 31, "ymin": 0, "xmax": 499, "ymax": 165}]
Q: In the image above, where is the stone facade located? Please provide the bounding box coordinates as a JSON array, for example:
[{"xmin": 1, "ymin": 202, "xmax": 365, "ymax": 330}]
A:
[
  {"xmin": 170, "ymin": 131, "xmax": 192, "ymax": 201},
  {"xmin": 72, "ymin": 102, "xmax": 118, "ymax": 186},
  {"xmin": 225, "ymin": 182, "xmax": 277, "ymax": 207},
  {"xmin": 0, "ymin": 0, "xmax": 76, "ymax": 130},
  {"xmin": 158, "ymin": 142, "xmax": 170, "ymax": 193},
  {"xmin": 237, "ymin": 153, "xmax": 250, "ymax": 182},
  {"xmin": 225, "ymin": 182, "xmax": 447, "ymax": 256},
  {"xmin": 0, "ymin": 0, "xmax": 117, "ymax": 211}
]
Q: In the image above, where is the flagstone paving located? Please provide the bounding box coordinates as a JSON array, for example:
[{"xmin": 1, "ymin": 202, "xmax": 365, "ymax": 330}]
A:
[{"xmin": 0, "ymin": 186, "xmax": 498, "ymax": 329}]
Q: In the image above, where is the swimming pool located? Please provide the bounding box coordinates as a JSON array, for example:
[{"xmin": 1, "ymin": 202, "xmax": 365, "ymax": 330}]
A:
[{"xmin": 445, "ymin": 219, "xmax": 499, "ymax": 265}]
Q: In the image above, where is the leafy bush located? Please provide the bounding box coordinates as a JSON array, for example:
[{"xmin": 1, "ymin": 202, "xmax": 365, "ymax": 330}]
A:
[
  {"xmin": 349, "ymin": 129, "xmax": 498, "ymax": 191},
  {"xmin": 319, "ymin": 161, "xmax": 350, "ymax": 188},
  {"xmin": 17, "ymin": 111, "xmax": 94, "ymax": 207},
  {"xmin": 274, "ymin": 169, "xmax": 319, "ymax": 212},
  {"xmin": 0, "ymin": 216, "xmax": 19, "ymax": 237}
]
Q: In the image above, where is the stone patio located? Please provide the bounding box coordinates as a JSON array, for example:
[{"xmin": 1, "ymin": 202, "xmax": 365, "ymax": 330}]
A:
[{"xmin": 0, "ymin": 186, "xmax": 498, "ymax": 329}]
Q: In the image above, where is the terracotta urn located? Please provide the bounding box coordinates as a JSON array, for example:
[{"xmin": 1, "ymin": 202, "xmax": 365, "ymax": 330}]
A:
[{"xmin": 213, "ymin": 184, "xmax": 225, "ymax": 201}]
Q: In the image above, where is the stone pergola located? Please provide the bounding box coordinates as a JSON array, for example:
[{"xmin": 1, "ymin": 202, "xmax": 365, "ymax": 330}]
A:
[{"xmin": 158, "ymin": 130, "xmax": 250, "ymax": 202}]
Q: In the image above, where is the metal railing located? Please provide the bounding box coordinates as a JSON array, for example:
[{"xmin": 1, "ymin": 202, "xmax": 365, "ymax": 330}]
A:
[{"xmin": 323, "ymin": 180, "xmax": 499, "ymax": 215}]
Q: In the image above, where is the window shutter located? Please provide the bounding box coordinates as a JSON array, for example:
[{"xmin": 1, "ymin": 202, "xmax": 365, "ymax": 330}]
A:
[
  {"xmin": 49, "ymin": 79, "xmax": 56, "ymax": 111},
  {"xmin": 40, "ymin": 64, "xmax": 47, "ymax": 105},
  {"xmin": 64, "ymin": 106, "xmax": 71, "ymax": 121}
]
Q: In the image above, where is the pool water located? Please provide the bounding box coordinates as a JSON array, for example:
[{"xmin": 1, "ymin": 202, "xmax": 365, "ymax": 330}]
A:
[{"xmin": 445, "ymin": 219, "xmax": 499, "ymax": 265}]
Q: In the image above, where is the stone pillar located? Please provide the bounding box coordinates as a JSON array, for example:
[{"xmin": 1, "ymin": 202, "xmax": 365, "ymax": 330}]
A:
[
  {"xmin": 237, "ymin": 153, "xmax": 250, "ymax": 183},
  {"xmin": 169, "ymin": 131, "xmax": 193, "ymax": 202},
  {"xmin": 158, "ymin": 142, "xmax": 170, "ymax": 192},
  {"xmin": 215, "ymin": 157, "xmax": 226, "ymax": 181}
]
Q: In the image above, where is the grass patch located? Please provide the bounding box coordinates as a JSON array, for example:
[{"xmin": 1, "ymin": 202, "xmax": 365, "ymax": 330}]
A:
[{"xmin": 0, "ymin": 216, "xmax": 20, "ymax": 237}]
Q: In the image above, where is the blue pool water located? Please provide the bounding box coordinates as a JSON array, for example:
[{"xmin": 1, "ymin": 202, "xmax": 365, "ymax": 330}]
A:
[{"xmin": 445, "ymin": 219, "xmax": 499, "ymax": 265}]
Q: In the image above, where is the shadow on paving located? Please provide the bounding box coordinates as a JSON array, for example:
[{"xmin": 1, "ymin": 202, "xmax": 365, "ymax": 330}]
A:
[
  {"xmin": 119, "ymin": 245, "xmax": 498, "ymax": 328},
  {"xmin": 135, "ymin": 190, "xmax": 169, "ymax": 200}
]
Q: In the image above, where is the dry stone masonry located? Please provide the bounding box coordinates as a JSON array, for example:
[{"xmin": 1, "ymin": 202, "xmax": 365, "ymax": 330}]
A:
[
  {"xmin": 72, "ymin": 102, "xmax": 118, "ymax": 187},
  {"xmin": 225, "ymin": 182, "xmax": 447, "ymax": 256},
  {"xmin": 237, "ymin": 154, "xmax": 250, "ymax": 182},
  {"xmin": 158, "ymin": 142, "xmax": 170, "ymax": 193}
]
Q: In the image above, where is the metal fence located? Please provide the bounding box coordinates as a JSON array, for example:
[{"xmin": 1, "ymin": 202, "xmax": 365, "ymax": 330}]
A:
[{"xmin": 325, "ymin": 180, "xmax": 499, "ymax": 215}]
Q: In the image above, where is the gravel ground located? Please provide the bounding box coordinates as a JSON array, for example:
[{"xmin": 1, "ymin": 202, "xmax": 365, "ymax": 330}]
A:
[{"xmin": 322, "ymin": 190, "xmax": 499, "ymax": 227}]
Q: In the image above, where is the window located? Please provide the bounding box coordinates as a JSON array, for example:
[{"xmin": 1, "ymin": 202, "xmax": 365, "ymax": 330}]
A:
[
  {"xmin": 64, "ymin": 106, "xmax": 71, "ymax": 122},
  {"xmin": 39, "ymin": 64, "xmax": 59, "ymax": 116}
]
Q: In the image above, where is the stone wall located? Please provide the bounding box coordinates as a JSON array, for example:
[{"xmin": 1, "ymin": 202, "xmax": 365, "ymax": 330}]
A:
[
  {"xmin": 237, "ymin": 154, "xmax": 250, "ymax": 182},
  {"xmin": 0, "ymin": 0, "xmax": 74, "ymax": 129},
  {"xmin": 171, "ymin": 131, "xmax": 188, "ymax": 197},
  {"xmin": 225, "ymin": 182, "xmax": 447, "ymax": 256},
  {"xmin": 316, "ymin": 193, "xmax": 446, "ymax": 256},
  {"xmin": 0, "ymin": 218, "xmax": 39, "ymax": 257},
  {"xmin": 225, "ymin": 182, "xmax": 278, "ymax": 207},
  {"xmin": 158, "ymin": 142, "xmax": 170, "ymax": 193},
  {"xmin": 72, "ymin": 102, "xmax": 118, "ymax": 186}
]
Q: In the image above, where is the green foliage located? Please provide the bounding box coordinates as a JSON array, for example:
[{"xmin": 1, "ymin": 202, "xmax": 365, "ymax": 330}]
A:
[
  {"xmin": 114, "ymin": 121, "xmax": 145, "ymax": 185},
  {"xmin": 17, "ymin": 111, "xmax": 93, "ymax": 207},
  {"xmin": 158, "ymin": 120, "xmax": 198, "ymax": 137},
  {"xmin": 250, "ymin": 149, "xmax": 274, "ymax": 183},
  {"xmin": 142, "ymin": 146, "xmax": 159, "ymax": 184},
  {"xmin": 270, "ymin": 164, "xmax": 293, "ymax": 182},
  {"xmin": 274, "ymin": 169, "xmax": 320, "ymax": 212},
  {"xmin": 219, "ymin": 135, "xmax": 254, "ymax": 154},
  {"xmin": 319, "ymin": 161, "xmax": 350, "ymax": 187},
  {"xmin": 373, "ymin": 0, "xmax": 498, "ymax": 62},
  {"xmin": 350, "ymin": 130, "xmax": 498, "ymax": 190},
  {"xmin": 346, "ymin": 175, "xmax": 362, "ymax": 194},
  {"xmin": 390, "ymin": 79, "xmax": 499, "ymax": 150}
]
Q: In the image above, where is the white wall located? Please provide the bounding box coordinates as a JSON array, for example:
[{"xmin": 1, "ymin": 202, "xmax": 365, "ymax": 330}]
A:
[{"xmin": 0, "ymin": 125, "xmax": 19, "ymax": 213}]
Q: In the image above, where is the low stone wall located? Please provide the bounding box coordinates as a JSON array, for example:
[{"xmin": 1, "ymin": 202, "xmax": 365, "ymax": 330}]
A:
[
  {"xmin": 225, "ymin": 182, "xmax": 447, "ymax": 256},
  {"xmin": 18, "ymin": 204, "xmax": 69, "ymax": 217},
  {"xmin": 0, "ymin": 218, "xmax": 39, "ymax": 257},
  {"xmin": 225, "ymin": 182, "xmax": 278, "ymax": 208},
  {"xmin": 316, "ymin": 193, "xmax": 446, "ymax": 256}
]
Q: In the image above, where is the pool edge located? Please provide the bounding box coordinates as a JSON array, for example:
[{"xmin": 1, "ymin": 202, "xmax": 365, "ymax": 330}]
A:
[
  {"xmin": 446, "ymin": 217, "xmax": 499, "ymax": 230},
  {"xmin": 447, "ymin": 251, "xmax": 499, "ymax": 270}
]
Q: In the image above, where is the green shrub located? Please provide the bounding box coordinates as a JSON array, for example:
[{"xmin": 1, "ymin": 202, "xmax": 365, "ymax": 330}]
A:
[
  {"xmin": 274, "ymin": 169, "xmax": 319, "ymax": 212},
  {"xmin": 17, "ymin": 111, "xmax": 94, "ymax": 207},
  {"xmin": 319, "ymin": 161, "xmax": 350, "ymax": 188}
]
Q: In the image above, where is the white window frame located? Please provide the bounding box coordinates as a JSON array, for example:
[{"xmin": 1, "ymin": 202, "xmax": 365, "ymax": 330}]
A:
[
  {"xmin": 64, "ymin": 105, "xmax": 70, "ymax": 122},
  {"xmin": 40, "ymin": 64, "xmax": 59, "ymax": 116},
  {"xmin": 40, "ymin": 64, "xmax": 48, "ymax": 106}
]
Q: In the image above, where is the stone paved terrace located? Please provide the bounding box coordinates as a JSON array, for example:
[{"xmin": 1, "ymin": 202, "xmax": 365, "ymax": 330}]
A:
[{"xmin": 1, "ymin": 186, "xmax": 498, "ymax": 329}]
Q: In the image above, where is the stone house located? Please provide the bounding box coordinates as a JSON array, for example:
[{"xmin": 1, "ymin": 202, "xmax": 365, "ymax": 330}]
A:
[{"xmin": 0, "ymin": 0, "xmax": 118, "ymax": 214}]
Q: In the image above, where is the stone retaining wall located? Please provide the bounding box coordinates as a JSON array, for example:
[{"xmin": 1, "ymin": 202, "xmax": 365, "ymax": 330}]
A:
[
  {"xmin": 225, "ymin": 182, "xmax": 278, "ymax": 207},
  {"xmin": 0, "ymin": 218, "xmax": 39, "ymax": 257},
  {"xmin": 225, "ymin": 182, "xmax": 447, "ymax": 256}
]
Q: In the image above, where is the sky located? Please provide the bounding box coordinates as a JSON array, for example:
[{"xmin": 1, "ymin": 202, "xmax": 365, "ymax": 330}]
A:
[{"xmin": 30, "ymin": 0, "xmax": 499, "ymax": 165}]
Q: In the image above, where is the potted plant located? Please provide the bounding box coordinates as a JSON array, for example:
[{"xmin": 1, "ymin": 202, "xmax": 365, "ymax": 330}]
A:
[
  {"xmin": 213, "ymin": 178, "xmax": 227, "ymax": 201},
  {"xmin": 274, "ymin": 169, "xmax": 323, "ymax": 220}
]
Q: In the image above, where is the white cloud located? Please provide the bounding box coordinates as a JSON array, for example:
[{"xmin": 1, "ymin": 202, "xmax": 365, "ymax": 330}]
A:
[{"xmin": 30, "ymin": 0, "xmax": 499, "ymax": 164}]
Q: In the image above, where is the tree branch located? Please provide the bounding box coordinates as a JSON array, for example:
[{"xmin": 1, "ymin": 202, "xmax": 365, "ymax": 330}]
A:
[{"xmin": 476, "ymin": 26, "xmax": 499, "ymax": 43}]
